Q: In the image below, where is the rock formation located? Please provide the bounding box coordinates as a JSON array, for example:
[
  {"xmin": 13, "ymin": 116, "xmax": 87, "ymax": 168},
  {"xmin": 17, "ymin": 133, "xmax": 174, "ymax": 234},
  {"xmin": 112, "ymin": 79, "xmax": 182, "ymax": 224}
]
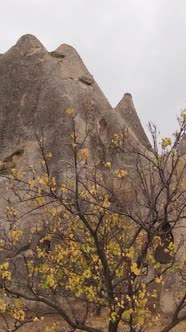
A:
[
  {"xmin": 115, "ymin": 92, "xmax": 150, "ymax": 149},
  {"xmin": 0, "ymin": 35, "xmax": 185, "ymax": 329},
  {"xmin": 0, "ymin": 34, "xmax": 150, "ymax": 176}
]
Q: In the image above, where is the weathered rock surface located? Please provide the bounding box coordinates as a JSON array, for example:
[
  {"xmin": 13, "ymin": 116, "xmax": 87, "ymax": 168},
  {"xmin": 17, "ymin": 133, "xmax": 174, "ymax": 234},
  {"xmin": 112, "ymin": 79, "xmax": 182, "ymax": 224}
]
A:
[
  {"xmin": 178, "ymin": 135, "xmax": 186, "ymax": 155},
  {"xmin": 0, "ymin": 34, "xmax": 150, "ymax": 176},
  {"xmin": 0, "ymin": 33, "xmax": 152, "ymax": 311},
  {"xmin": 115, "ymin": 92, "xmax": 151, "ymax": 150}
]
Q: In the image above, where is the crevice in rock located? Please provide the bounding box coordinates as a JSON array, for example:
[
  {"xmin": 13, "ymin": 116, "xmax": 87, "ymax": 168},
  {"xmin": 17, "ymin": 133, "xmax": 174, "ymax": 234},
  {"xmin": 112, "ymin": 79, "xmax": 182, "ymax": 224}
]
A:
[
  {"xmin": 79, "ymin": 75, "xmax": 94, "ymax": 85},
  {"xmin": 0, "ymin": 148, "xmax": 24, "ymax": 174},
  {"xmin": 49, "ymin": 51, "xmax": 65, "ymax": 59}
]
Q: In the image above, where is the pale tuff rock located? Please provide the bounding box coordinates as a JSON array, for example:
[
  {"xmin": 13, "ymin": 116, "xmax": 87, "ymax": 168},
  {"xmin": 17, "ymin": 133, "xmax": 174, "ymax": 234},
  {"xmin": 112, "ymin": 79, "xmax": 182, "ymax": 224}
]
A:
[
  {"xmin": 6, "ymin": 34, "xmax": 47, "ymax": 57},
  {"xmin": 178, "ymin": 135, "xmax": 186, "ymax": 155},
  {"xmin": 0, "ymin": 34, "xmax": 150, "ymax": 176},
  {"xmin": 115, "ymin": 92, "xmax": 151, "ymax": 150}
]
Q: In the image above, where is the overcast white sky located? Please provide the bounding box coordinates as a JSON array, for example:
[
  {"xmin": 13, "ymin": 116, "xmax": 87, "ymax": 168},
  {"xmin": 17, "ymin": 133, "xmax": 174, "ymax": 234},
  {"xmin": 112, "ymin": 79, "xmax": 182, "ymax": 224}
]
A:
[{"xmin": 1, "ymin": 0, "xmax": 186, "ymax": 138}]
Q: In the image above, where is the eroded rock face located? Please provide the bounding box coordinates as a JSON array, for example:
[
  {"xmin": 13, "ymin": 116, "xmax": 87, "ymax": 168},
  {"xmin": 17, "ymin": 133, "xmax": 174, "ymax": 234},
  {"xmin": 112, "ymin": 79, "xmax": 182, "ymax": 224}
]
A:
[
  {"xmin": 0, "ymin": 35, "xmax": 152, "ymax": 252},
  {"xmin": 178, "ymin": 135, "xmax": 186, "ymax": 155},
  {"xmin": 115, "ymin": 92, "xmax": 151, "ymax": 150},
  {"xmin": 0, "ymin": 34, "xmax": 150, "ymax": 176}
]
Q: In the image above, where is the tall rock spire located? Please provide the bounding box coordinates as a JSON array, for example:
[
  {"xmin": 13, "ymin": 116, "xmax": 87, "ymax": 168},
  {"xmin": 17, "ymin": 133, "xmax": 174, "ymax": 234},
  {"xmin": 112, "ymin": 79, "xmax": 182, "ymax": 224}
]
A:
[{"xmin": 115, "ymin": 93, "xmax": 151, "ymax": 149}]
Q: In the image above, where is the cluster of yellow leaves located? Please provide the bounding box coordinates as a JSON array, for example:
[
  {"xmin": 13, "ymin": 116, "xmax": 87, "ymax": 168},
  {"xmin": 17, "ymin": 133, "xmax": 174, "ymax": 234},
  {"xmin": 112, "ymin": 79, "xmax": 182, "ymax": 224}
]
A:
[
  {"xmin": 10, "ymin": 229, "xmax": 23, "ymax": 244},
  {"xmin": 115, "ymin": 169, "xmax": 128, "ymax": 178},
  {"xmin": 37, "ymin": 173, "xmax": 49, "ymax": 186},
  {"xmin": 164, "ymin": 241, "xmax": 175, "ymax": 252},
  {"xmin": 28, "ymin": 214, "xmax": 106, "ymax": 303},
  {"xmin": 35, "ymin": 196, "xmax": 46, "ymax": 206},
  {"xmin": 122, "ymin": 283, "xmax": 151, "ymax": 328},
  {"xmin": 155, "ymin": 275, "xmax": 163, "ymax": 284},
  {"xmin": 10, "ymin": 168, "xmax": 22, "ymax": 180},
  {"xmin": 44, "ymin": 273, "xmax": 58, "ymax": 289},
  {"xmin": 78, "ymin": 148, "xmax": 90, "ymax": 161},
  {"xmin": 49, "ymin": 177, "xmax": 56, "ymax": 192},
  {"xmin": 0, "ymin": 262, "xmax": 11, "ymax": 281},
  {"xmin": 130, "ymin": 262, "xmax": 141, "ymax": 276},
  {"xmin": 61, "ymin": 183, "xmax": 68, "ymax": 193},
  {"xmin": 104, "ymin": 161, "xmax": 111, "ymax": 168},
  {"xmin": 66, "ymin": 108, "xmax": 75, "ymax": 116},
  {"xmin": 28, "ymin": 179, "xmax": 35, "ymax": 190},
  {"xmin": 47, "ymin": 152, "xmax": 52, "ymax": 158},
  {"xmin": 27, "ymin": 170, "xmax": 56, "ymax": 196},
  {"xmin": 0, "ymin": 297, "xmax": 27, "ymax": 323},
  {"xmin": 111, "ymin": 133, "xmax": 125, "ymax": 148},
  {"xmin": 6, "ymin": 206, "xmax": 17, "ymax": 217},
  {"xmin": 101, "ymin": 195, "xmax": 111, "ymax": 209},
  {"xmin": 10, "ymin": 299, "xmax": 25, "ymax": 321},
  {"xmin": 12, "ymin": 309, "xmax": 25, "ymax": 321},
  {"xmin": 126, "ymin": 246, "xmax": 135, "ymax": 259},
  {"xmin": 122, "ymin": 308, "xmax": 133, "ymax": 321},
  {"xmin": 161, "ymin": 137, "xmax": 172, "ymax": 149},
  {"xmin": 110, "ymin": 311, "xmax": 118, "ymax": 322},
  {"xmin": 0, "ymin": 298, "xmax": 6, "ymax": 312}
]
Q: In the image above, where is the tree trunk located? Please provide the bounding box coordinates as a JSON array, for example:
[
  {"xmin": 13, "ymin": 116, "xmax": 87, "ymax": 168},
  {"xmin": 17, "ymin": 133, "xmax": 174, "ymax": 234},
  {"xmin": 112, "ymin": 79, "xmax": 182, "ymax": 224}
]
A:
[{"xmin": 108, "ymin": 320, "xmax": 119, "ymax": 332}]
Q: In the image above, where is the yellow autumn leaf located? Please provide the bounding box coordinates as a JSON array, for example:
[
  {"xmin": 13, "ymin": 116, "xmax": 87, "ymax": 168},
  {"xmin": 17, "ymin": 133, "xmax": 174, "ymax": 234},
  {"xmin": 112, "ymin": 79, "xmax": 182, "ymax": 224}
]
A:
[
  {"xmin": 155, "ymin": 276, "xmax": 163, "ymax": 284},
  {"xmin": 83, "ymin": 269, "xmax": 92, "ymax": 278},
  {"xmin": 13, "ymin": 309, "xmax": 25, "ymax": 321},
  {"xmin": 126, "ymin": 247, "xmax": 134, "ymax": 259},
  {"xmin": 104, "ymin": 161, "xmax": 111, "ymax": 168},
  {"xmin": 10, "ymin": 230, "xmax": 23, "ymax": 241},
  {"xmin": 0, "ymin": 299, "xmax": 6, "ymax": 312},
  {"xmin": 28, "ymin": 179, "xmax": 35, "ymax": 190},
  {"xmin": 168, "ymin": 241, "xmax": 175, "ymax": 251},
  {"xmin": 130, "ymin": 262, "xmax": 140, "ymax": 276},
  {"xmin": 61, "ymin": 184, "xmax": 68, "ymax": 192},
  {"xmin": 33, "ymin": 316, "xmax": 39, "ymax": 321},
  {"xmin": 66, "ymin": 108, "xmax": 75, "ymax": 116},
  {"xmin": 78, "ymin": 148, "xmax": 90, "ymax": 161},
  {"xmin": 110, "ymin": 311, "xmax": 118, "ymax": 322},
  {"xmin": 102, "ymin": 195, "xmax": 110, "ymax": 208},
  {"xmin": 161, "ymin": 137, "xmax": 171, "ymax": 149},
  {"xmin": 0, "ymin": 263, "xmax": 11, "ymax": 280},
  {"xmin": 122, "ymin": 308, "xmax": 133, "ymax": 320},
  {"xmin": 115, "ymin": 169, "xmax": 128, "ymax": 178},
  {"xmin": 136, "ymin": 315, "xmax": 145, "ymax": 326},
  {"xmin": 0, "ymin": 262, "xmax": 9, "ymax": 270}
]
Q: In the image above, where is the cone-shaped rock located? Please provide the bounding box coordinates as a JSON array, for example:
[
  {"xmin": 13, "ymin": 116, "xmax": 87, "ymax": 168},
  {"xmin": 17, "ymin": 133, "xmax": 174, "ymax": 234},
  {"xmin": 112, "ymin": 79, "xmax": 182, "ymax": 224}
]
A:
[{"xmin": 115, "ymin": 93, "xmax": 151, "ymax": 149}]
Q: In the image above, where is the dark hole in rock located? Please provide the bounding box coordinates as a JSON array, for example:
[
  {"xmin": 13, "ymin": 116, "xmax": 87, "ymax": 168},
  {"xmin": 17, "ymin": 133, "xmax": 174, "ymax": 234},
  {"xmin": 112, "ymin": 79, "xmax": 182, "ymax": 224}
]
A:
[{"xmin": 154, "ymin": 222, "xmax": 174, "ymax": 264}]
